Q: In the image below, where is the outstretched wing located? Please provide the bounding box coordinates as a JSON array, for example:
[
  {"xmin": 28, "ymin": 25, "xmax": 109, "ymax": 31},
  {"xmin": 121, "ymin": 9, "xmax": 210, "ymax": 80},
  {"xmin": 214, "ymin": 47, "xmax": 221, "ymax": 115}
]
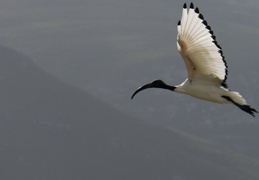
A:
[{"xmin": 177, "ymin": 3, "xmax": 228, "ymax": 88}]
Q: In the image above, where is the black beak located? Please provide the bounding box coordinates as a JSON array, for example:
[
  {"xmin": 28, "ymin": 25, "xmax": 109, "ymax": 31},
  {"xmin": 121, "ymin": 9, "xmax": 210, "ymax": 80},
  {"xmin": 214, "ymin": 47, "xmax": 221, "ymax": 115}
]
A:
[
  {"xmin": 131, "ymin": 83, "xmax": 153, "ymax": 99},
  {"xmin": 131, "ymin": 80, "xmax": 175, "ymax": 99}
]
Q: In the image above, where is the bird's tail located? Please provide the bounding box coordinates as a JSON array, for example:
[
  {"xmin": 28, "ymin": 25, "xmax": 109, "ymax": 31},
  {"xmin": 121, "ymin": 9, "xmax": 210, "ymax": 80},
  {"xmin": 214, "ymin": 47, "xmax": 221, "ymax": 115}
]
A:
[
  {"xmin": 226, "ymin": 91, "xmax": 247, "ymax": 105},
  {"xmin": 222, "ymin": 91, "xmax": 258, "ymax": 117}
]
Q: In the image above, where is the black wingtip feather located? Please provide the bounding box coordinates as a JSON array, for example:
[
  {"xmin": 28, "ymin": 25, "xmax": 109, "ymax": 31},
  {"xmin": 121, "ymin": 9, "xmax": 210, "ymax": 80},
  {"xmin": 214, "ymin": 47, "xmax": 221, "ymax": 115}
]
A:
[
  {"xmin": 213, "ymin": 41, "xmax": 221, "ymax": 49},
  {"xmin": 195, "ymin": 7, "xmax": 199, "ymax": 13},
  {"xmin": 198, "ymin": 14, "xmax": 204, "ymax": 20},
  {"xmin": 178, "ymin": 20, "xmax": 181, "ymax": 25},
  {"xmin": 221, "ymin": 82, "xmax": 228, "ymax": 88},
  {"xmin": 190, "ymin": 2, "xmax": 194, "ymax": 9},
  {"xmin": 202, "ymin": 20, "xmax": 208, "ymax": 26},
  {"xmin": 183, "ymin": 3, "xmax": 187, "ymax": 8},
  {"xmin": 206, "ymin": 25, "xmax": 211, "ymax": 30}
]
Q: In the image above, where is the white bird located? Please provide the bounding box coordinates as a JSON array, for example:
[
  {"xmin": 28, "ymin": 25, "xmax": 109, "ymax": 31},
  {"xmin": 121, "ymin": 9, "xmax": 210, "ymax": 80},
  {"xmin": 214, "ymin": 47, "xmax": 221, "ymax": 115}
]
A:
[{"xmin": 131, "ymin": 3, "xmax": 257, "ymax": 117}]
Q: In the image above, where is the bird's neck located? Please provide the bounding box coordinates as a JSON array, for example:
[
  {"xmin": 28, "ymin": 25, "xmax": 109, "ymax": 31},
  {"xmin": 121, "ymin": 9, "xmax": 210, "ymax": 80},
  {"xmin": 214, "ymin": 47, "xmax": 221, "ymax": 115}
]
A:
[{"xmin": 159, "ymin": 83, "xmax": 176, "ymax": 91}]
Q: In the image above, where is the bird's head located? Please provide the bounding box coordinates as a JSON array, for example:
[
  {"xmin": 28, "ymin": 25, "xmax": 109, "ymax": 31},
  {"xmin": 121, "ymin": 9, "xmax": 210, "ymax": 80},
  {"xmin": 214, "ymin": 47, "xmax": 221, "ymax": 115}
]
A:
[{"xmin": 131, "ymin": 80, "xmax": 175, "ymax": 99}]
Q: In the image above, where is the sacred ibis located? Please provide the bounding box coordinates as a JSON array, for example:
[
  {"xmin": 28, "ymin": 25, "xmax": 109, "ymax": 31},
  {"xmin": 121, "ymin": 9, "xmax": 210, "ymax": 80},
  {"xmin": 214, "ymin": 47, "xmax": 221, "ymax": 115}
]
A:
[{"xmin": 131, "ymin": 3, "xmax": 258, "ymax": 117}]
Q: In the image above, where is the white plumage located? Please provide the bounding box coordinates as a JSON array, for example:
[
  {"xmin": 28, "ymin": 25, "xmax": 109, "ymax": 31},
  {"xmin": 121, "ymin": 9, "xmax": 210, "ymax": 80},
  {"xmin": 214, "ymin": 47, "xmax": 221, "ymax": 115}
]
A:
[
  {"xmin": 132, "ymin": 3, "xmax": 257, "ymax": 117},
  {"xmin": 177, "ymin": 4, "xmax": 226, "ymax": 83}
]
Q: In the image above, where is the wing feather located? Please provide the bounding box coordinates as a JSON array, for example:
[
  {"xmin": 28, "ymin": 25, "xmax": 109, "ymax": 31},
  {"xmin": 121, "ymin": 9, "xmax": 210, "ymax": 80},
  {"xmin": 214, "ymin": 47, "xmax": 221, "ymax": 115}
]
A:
[{"xmin": 177, "ymin": 3, "xmax": 228, "ymax": 87}]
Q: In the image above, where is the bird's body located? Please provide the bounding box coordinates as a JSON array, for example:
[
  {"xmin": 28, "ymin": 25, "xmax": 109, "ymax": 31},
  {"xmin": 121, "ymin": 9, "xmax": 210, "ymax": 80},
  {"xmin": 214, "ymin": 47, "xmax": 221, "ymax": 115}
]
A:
[
  {"xmin": 131, "ymin": 3, "xmax": 257, "ymax": 116},
  {"xmin": 175, "ymin": 79, "xmax": 245, "ymax": 105}
]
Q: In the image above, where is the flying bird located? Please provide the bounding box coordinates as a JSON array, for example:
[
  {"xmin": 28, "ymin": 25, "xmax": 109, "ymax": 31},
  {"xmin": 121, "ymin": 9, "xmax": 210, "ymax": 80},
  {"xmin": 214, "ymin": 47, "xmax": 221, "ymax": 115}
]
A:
[{"xmin": 131, "ymin": 3, "xmax": 257, "ymax": 117}]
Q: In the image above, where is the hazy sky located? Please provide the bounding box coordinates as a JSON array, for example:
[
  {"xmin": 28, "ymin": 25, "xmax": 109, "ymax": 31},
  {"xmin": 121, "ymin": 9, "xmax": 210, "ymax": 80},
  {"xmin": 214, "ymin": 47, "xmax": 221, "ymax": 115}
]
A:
[
  {"xmin": 0, "ymin": 0, "xmax": 258, "ymax": 134},
  {"xmin": 1, "ymin": 2, "xmax": 259, "ymax": 179}
]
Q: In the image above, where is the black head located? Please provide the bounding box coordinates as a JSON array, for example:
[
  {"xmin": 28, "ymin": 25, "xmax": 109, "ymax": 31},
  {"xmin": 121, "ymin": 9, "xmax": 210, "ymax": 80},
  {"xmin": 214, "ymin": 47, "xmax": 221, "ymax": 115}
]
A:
[{"xmin": 131, "ymin": 80, "xmax": 175, "ymax": 99}]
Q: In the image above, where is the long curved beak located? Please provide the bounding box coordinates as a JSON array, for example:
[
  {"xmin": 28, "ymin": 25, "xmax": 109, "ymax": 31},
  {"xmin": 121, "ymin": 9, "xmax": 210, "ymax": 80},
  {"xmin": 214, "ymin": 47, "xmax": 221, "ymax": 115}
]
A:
[
  {"xmin": 131, "ymin": 83, "xmax": 152, "ymax": 99},
  {"xmin": 131, "ymin": 80, "xmax": 175, "ymax": 99}
]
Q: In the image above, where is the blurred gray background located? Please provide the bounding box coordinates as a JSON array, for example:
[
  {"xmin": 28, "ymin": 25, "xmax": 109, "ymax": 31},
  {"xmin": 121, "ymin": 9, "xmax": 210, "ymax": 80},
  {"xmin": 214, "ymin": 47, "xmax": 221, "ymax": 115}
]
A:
[{"xmin": 0, "ymin": 0, "xmax": 259, "ymax": 179}]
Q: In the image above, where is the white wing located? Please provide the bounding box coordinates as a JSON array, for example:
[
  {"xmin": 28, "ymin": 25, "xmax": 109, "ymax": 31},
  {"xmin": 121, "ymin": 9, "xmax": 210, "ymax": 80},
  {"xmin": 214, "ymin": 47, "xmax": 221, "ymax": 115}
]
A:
[{"xmin": 177, "ymin": 3, "xmax": 228, "ymax": 87}]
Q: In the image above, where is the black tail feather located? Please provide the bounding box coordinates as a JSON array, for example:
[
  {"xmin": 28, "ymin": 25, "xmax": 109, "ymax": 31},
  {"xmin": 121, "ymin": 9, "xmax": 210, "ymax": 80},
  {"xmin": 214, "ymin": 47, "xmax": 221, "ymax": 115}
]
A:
[
  {"xmin": 237, "ymin": 104, "xmax": 258, "ymax": 117},
  {"xmin": 221, "ymin": 96, "xmax": 258, "ymax": 117}
]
